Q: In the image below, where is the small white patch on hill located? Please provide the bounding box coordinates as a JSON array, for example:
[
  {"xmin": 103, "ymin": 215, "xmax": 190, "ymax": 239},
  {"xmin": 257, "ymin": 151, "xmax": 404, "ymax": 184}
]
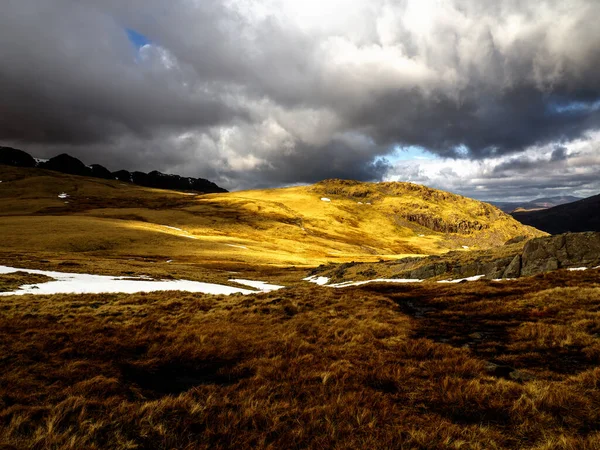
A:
[
  {"xmin": 303, "ymin": 275, "xmax": 330, "ymax": 285},
  {"xmin": 321, "ymin": 197, "xmax": 331, "ymax": 202},
  {"xmin": 438, "ymin": 275, "xmax": 485, "ymax": 283},
  {"xmin": 225, "ymin": 244, "xmax": 248, "ymax": 250},
  {"xmin": 58, "ymin": 193, "xmax": 69, "ymax": 199},
  {"xmin": 230, "ymin": 279, "xmax": 284, "ymax": 292}
]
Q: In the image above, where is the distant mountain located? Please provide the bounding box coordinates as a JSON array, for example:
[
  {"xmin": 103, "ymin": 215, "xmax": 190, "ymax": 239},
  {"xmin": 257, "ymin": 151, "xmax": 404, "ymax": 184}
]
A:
[
  {"xmin": 0, "ymin": 146, "xmax": 227, "ymax": 194},
  {"xmin": 512, "ymin": 194, "xmax": 600, "ymax": 234},
  {"xmin": 491, "ymin": 196, "xmax": 582, "ymax": 213}
]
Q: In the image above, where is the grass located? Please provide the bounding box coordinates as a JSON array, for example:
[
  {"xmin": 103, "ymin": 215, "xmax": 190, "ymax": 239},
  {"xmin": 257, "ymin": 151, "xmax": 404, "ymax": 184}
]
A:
[
  {"xmin": 0, "ymin": 166, "xmax": 543, "ymax": 270},
  {"xmin": 0, "ymin": 272, "xmax": 53, "ymax": 292},
  {"xmin": 1, "ymin": 269, "xmax": 599, "ymax": 449}
]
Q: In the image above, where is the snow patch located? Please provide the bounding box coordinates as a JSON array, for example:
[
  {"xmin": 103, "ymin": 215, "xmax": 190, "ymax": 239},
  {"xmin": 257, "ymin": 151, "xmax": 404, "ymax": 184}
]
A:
[
  {"xmin": 438, "ymin": 275, "xmax": 486, "ymax": 283},
  {"xmin": 568, "ymin": 267, "xmax": 588, "ymax": 271},
  {"xmin": 303, "ymin": 275, "xmax": 330, "ymax": 285},
  {"xmin": 418, "ymin": 234, "xmax": 425, "ymax": 237},
  {"xmin": 321, "ymin": 197, "xmax": 331, "ymax": 202},
  {"xmin": 230, "ymin": 279, "xmax": 284, "ymax": 292},
  {"xmin": 163, "ymin": 225, "xmax": 183, "ymax": 232},
  {"xmin": 462, "ymin": 246, "xmax": 470, "ymax": 249},
  {"xmin": 58, "ymin": 193, "xmax": 69, "ymax": 199},
  {"xmin": 34, "ymin": 158, "xmax": 49, "ymax": 164},
  {"xmin": 225, "ymin": 244, "xmax": 248, "ymax": 250},
  {"xmin": 329, "ymin": 278, "xmax": 422, "ymax": 288},
  {"xmin": 0, "ymin": 265, "xmax": 281, "ymax": 296},
  {"xmin": 357, "ymin": 202, "xmax": 363, "ymax": 205}
]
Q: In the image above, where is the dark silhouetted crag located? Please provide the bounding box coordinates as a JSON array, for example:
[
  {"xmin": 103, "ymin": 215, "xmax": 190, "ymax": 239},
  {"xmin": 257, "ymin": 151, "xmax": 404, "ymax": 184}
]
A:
[
  {"xmin": 0, "ymin": 146, "xmax": 36, "ymax": 167},
  {"xmin": 0, "ymin": 146, "xmax": 227, "ymax": 193}
]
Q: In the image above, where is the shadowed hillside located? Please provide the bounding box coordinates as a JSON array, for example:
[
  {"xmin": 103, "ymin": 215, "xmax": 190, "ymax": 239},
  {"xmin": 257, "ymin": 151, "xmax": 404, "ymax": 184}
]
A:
[
  {"xmin": 0, "ymin": 166, "xmax": 543, "ymax": 269},
  {"xmin": 512, "ymin": 193, "xmax": 600, "ymax": 234}
]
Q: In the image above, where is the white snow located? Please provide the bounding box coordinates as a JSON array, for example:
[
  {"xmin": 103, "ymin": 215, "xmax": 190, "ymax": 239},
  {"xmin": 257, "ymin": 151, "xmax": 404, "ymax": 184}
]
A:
[
  {"xmin": 230, "ymin": 279, "xmax": 284, "ymax": 292},
  {"xmin": 34, "ymin": 158, "xmax": 49, "ymax": 164},
  {"xmin": 0, "ymin": 265, "xmax": 281, "ymax": 296},
  {"xmin": 462, "ymin": 246, "xmax": 470, "ymax": 249},
  {"xmin": 321, "ymin": 197, "xmax": 331, "ymax": 202},
  {"xmin": 58, "ymin": 193, "xmax": 69, "ymax": 199},
  {"xmin": 366, "ymin": 202, "xmax": 372, "ymax": 205},
  {"xmin": 438, "ymin": 275, "xmax": 486, "ymax": 283},
  {"xmin": 329, "ymin": 278, "xmax": 422, "ymax": 288},
  {"xmin": 225, "ymin": 244, "xmax": 248, "ymax": 250},
  {"xmin": 166, "ymin": 260, "xmax": 173, "ymax": 263},
  {"xmin": 594, "ymin": 266, "xmax": 600, "ymax": 270},
  {"xmin": 418, "ymin": 234, "xmax": 425, "ymax": 237},
  {"xmin": 303, "ymin": 275, "xmax": 330, "ymax": 285},
  {"xmin": 163, "ymin": 225, "xmax": 183, "ymax": 232},
  {"xmin": 568, "ymin": 267, "xmax": 588, "ymax": 271}
]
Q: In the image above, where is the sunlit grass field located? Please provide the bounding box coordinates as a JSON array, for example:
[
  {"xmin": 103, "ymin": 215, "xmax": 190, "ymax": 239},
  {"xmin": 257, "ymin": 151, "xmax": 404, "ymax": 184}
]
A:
[{"xmin": 0, "ymin": 166, "xmax": 542, "ymax": 275}]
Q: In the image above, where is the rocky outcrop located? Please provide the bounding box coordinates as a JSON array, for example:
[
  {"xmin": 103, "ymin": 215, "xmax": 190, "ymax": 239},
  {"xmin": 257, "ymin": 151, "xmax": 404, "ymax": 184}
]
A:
[
  {"xmin": 385, "ymin": 232, "xmax": 600, "ymax": 281},
  {"xmin": 520, "ymin": 232, "xmax": 600, "ymax": 276}
]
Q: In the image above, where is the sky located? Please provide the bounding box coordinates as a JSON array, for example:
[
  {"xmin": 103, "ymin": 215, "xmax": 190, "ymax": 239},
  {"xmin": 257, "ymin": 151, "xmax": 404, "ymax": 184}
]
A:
[{"xmin": 1, "ymin": 0, "xmax": 599, "ymax": 201}]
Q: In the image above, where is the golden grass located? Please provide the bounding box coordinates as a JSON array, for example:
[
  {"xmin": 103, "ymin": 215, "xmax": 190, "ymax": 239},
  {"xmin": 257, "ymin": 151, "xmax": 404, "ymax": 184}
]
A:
[
  {"xmin": 0, "ymin": 166, "xmax": 543, "ymax": 270},
  {"xmin": 1, "ymin": 269, "xmax": 599, "ymax": 449}
]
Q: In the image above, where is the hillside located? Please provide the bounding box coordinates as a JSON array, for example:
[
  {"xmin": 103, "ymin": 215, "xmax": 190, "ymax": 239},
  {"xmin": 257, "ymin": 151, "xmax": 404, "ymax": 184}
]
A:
[
  {"xmin": 491, "ymin": 195, "xmax": 581, "ymax": 213},
  {"xmin": 512, "ymin": 193, "xmax": 600, "ymax": 234},
  {"xmin": 0, "ymin": 166, "xmax": 542, "ymax": 270}
]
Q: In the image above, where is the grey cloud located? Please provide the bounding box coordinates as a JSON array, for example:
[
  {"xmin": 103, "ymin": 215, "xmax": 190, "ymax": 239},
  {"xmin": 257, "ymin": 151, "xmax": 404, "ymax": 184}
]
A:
[{"xmin": 1, "ymin": 0, "xmax": 600, "ymax": 194}]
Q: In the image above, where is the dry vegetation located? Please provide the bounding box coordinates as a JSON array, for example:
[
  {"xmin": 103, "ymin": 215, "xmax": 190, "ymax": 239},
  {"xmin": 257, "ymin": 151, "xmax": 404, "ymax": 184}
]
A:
[
  {"xmin": 1, "ymin": 269, "xmax": 600, "ymax": 449},
  {"xmin": 0, "ymin": 166, "xmax": 542, "ymax": 271},
  {"xmin": 0, "ymin": 272, "xmax": 53, "ymax": 292}
]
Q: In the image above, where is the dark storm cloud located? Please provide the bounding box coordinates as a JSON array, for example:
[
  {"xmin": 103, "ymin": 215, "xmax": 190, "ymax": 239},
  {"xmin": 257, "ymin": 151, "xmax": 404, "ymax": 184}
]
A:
[{"xmin": 1, "ymin": 0, "xmax": 600, "ymax": 193}]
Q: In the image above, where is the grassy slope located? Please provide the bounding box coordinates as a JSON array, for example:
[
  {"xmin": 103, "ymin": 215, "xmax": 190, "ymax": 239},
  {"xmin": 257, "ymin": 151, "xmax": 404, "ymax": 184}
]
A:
[
  {"xmin": 1, "ymin": 269, "xmax": 600, "ymax": 449},
  {"xmin": 0, "ymin": 166, "xmax": 542, "ymax": 274}
]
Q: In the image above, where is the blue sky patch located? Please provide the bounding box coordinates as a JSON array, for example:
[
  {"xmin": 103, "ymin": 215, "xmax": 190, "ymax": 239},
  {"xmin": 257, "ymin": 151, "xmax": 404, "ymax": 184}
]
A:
[
  {"xmin": 388, "ymin": 145, "xmax": 438, "ymax": 163},
  {"xmin": 126, "ymin": 28, "xmax": 152, "ymax": 49}
]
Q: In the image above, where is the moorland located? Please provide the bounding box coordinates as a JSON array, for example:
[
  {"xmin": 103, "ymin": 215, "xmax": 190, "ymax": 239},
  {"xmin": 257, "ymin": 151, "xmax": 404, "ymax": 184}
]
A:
[{"xmin": 1, "ymin": 162, "xmax": 599, "ymax": 449}]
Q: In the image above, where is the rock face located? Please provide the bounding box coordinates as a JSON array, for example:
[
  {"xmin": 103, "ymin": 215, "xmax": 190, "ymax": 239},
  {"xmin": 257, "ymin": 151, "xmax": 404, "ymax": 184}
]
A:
[
  {"xmin": 0, "ymin": 146, "xmax": 227, "ymax": 194},
  {"xmin": 520, "ymin": 232, "xmax": 600, "ymax": 276}
]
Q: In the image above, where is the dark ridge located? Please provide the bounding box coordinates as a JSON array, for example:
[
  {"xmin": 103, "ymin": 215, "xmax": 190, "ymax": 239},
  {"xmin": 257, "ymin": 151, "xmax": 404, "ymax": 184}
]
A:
[
  {"xmin": 512, "ymin": 194, "xmax": 600, "ymax": 234},
  {"xmin": 0, "ymin": 146, "xmax": 36, "ymax": 167},
  {"xmin": 89, "ymin": 163, "xmax": 113, "ymax": 179},
  {"xmin": 0, "ymin": 146, "xmax": 227, "ymax": 193},
  {"xmin": 38, "ymin": 153, "xmax": 89, "ymax": 176}
]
